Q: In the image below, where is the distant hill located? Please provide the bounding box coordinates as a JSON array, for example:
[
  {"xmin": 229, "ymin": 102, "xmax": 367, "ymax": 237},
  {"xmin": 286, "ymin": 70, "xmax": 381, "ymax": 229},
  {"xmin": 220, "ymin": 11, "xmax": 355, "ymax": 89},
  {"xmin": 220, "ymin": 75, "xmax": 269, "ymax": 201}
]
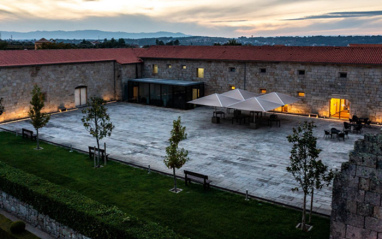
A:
[{"xmin": 0, "ymin": 30, "xmax": 190, "ymax": 40}]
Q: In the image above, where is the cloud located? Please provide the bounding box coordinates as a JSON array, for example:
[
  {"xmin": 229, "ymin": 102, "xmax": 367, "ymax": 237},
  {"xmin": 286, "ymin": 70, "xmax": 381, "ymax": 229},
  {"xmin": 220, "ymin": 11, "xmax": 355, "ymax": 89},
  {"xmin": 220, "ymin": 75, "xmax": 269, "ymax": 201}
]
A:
[
  {"xmin": 211, "ymin": 20, "xmax": 248, "ymax": 23},
  {"xmin": 288, "ymin": 10, "xmax": 382, "ymax": 20}
]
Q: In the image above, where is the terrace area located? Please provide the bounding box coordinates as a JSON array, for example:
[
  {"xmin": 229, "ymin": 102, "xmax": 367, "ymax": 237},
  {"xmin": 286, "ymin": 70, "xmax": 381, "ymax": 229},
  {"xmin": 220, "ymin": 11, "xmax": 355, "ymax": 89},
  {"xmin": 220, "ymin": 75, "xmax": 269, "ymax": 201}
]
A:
[{"xmin": 1, "ymin": 102, "xmax": 379, "ymax": 215}]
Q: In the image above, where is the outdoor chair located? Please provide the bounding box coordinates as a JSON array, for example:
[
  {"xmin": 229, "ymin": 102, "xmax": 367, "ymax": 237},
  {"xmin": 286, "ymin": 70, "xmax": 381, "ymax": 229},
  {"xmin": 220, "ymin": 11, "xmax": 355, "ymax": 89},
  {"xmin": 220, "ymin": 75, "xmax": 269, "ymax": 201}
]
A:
[
  {"xmin": 343, "ymin": 130, "xmax": 349, "ymax": 139},
  {"xmin": 337, "ymin": 132, "xmax": 345, "ymax": 141},
  {"xmin": 353, "ymin": 124, "xmax": 363, "ymax": 134},
  {"xmin": 349, "ymin": 115, "xmax": 359, "ymax": 124},
  {"xmin": 330, "ymin": 128, "xmax": 340, "ymax": 138},
  {"xmin": 343, "ymin": 122, "xmax": 352, "ymax": 132},
  {"xmin": 324, "ymin": 130, "xmax": 331, "ymax": 139}
]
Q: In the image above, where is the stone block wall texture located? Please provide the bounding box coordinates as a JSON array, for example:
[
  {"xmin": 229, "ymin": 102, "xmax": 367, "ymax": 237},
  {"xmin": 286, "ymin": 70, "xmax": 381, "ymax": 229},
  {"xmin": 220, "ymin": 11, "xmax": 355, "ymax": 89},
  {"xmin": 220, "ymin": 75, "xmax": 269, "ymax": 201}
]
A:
[
  {"xmin": 0, "ymin": 190, "xmax": 90, "ymax": 239},
  {"xmin": 0, "ymin": 62, "xmax": 139, "ymax": 122},
  {"xmin": 330, "ymin": 133, "xmax": 382, "ymax": 239},
  {"xmin": 142, "ymin": 59, "xmax": 382, "ymax": 122}
]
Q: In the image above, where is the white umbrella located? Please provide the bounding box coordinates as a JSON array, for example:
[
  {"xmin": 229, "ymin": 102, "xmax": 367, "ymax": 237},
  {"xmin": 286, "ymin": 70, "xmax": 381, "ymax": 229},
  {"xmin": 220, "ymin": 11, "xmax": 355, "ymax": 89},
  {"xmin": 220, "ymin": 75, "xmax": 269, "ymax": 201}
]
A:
[
  {"xmin": 257, "ymin": 92, "xmax": 300, "ymax": 106},
  {"xmin": 229, "ymin": 97, "xmax": 282, "ymax": 112},
  {"xmin": 221, "ymin": 89, "xmax": 259, "ymax": 101},
  {"xmin": 188, "ymin": 93, "xmax": 241, "ymax": 108}
]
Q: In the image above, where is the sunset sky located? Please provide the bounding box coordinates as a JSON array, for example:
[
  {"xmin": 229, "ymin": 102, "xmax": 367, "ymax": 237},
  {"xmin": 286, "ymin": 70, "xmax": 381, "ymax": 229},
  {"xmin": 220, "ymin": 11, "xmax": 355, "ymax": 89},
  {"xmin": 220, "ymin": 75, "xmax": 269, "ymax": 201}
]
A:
[{"xmin": 0, "ymin": 0, "xmax": 381, "ymax": 37}]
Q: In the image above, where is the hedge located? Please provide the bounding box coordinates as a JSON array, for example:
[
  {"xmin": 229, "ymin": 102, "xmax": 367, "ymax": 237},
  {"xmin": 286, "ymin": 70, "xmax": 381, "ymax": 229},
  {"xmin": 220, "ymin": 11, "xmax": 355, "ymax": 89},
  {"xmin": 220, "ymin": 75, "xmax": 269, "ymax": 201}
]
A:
[{"xmin": 0, "ymin": 162, "xmax": 184, "ymax": 239}]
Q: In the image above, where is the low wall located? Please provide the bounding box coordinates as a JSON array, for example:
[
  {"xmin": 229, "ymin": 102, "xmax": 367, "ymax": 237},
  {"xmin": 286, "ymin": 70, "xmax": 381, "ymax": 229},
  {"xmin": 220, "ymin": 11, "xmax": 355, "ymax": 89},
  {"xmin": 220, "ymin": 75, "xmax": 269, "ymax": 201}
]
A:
[
  {"xmin": 0, "ymin": 191, "xmax": 90, "ymax": 239},
  {"xmin": 330, "ymin": 133, "xmax": 382, "ymax": 239}
]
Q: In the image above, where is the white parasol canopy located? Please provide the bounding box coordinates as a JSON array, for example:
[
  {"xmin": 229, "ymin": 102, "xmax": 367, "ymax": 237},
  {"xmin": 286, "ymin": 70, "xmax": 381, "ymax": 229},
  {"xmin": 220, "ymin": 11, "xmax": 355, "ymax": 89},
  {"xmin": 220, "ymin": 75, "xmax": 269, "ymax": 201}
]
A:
[
  {"xmin": 228, "ymin": 97, "xmax": 282, "ymax": 112},
  {"xmin": 188, "ymin": 93, "xmax": 241, "ymax": 108},
  {"xmin": 220, "ymin": 89, "xmax": 259, "ymax": 101},
  {"xmin": 257, "ymin": 92, "xmax": 300, "ymax": 106}
]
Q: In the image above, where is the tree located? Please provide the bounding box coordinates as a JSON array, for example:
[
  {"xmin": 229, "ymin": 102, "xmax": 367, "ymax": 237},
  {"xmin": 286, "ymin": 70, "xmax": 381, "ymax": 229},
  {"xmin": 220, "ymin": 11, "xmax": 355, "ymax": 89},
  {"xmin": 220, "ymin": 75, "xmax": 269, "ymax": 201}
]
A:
[
  {"xmin": 308, "ymin": 159, "xmax": 334, "ymax": 224},
  {"xmin": 286, "ymin": 121, "xmax": 319, "ymax": 231},
  {"xmin": 164, "ymin": 116, "xmax": 190, "ymax": 193},
  {"xmin": 29, "ymin": 85, "xmax": 50, "ymax": 149},
  {"xmin": 81, "ymin": 97, "xmax": 114, "ymax": 167},
  {"xmin": 223, "ymin": 39, "xmax": 242, "ymax": 46},
  {"xmin": 0, "ymin": 98, "xmax": 4, "ymax": 116}
]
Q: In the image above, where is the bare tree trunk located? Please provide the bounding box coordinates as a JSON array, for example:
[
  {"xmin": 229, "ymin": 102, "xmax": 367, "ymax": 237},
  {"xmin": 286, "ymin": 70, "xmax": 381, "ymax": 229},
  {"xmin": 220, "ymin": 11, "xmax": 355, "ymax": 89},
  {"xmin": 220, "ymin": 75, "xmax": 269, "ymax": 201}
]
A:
[
  {"xmin": 96, "ymin": 137, "xmax": 100, "ymax": 167},
  {"xmin": 36, "ymin": 129, "xmax": 39, "ymax": 149},
  {"xmin": 302, "ymin": 192, "xmax": 307, "ymax": 231},
  {"xmin": 309, "ymin": 188, "xmax": 314, "ymax": 224},
  {"xmin": 173, "ymin": 167, "xmax": 177, "ymax": 191}
]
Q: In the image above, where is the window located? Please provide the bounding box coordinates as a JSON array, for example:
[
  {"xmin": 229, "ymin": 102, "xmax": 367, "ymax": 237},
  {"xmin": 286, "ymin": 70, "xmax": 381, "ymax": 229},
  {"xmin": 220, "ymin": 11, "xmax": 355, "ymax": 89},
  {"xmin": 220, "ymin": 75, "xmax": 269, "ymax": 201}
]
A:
[
  {"xmin": 298, "ymin": 70, "xmax": 305, "ymax": 75},
  {"xmin": 260, "ymin": 68, "xmax": 266, "ymax": 73},
  {"xmin": 339, "ymin": 72, "xmax": 347, "ymax": 78},
  {"xmin": 229, "ymin": 85, "xmax": 236, "ymax": 90},
  {"xmin": 298, "ymin": 92, "xmax": 305, "ymax": 97},
  {"xmin": 260, "ymin": 89, "xmax": 266, "ymax": 94},
  {"xmin": 229, "ymin": 67, "xmax": 236, "ymax": 72},
  {"xmin": 197, "ymin": 68, "xmax": 204, "ymax": 78},
  {"xmin": 152, "ymin": 64, "xmax": 158, "ymax": 74},
  {"xmin": 182, "ymin": 65, "xmax": 187, "ymax": 69},
  {"xmin": 167, "ymin": 64, "xmax": 172, "ymax": 69}
]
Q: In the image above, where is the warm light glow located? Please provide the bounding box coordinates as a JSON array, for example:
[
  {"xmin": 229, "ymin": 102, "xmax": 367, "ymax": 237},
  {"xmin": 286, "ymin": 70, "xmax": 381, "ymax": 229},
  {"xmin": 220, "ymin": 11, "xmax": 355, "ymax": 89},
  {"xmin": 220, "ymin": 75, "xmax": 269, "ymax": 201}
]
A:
[
  {"xmin": 230, "ymin": 85, "xmax": 236, "ymax": 90},
  {"xmin": 298, "ymin": 92, "xmax": 305, "ymax": 97},
  {"xmin": 260, "ymin": 89, "xmax": 266, "ymax": 94},
  {"xmin": 197, "ymin": 68, "xmax": 204, "ymax": 78},
  {"xmin": 153, "ymin": 64, "xmax": 158, "ymax": 74},
  {"xmin": 182, "ymin": 65, "xmax": 186, "ymax": 69}
]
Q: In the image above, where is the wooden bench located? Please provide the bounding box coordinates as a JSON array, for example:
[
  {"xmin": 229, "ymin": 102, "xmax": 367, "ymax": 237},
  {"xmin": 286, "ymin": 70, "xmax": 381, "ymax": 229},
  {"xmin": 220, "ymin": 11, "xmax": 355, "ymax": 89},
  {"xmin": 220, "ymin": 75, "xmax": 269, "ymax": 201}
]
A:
[
  {"xmin": 184, "ymin": 170, "xmax": 211, "ymax": 189},
  {"xmin": 22, "ymin": 128, "xmax": 36, "ymax": 140},
  {"xmin": 88, "ymin": 146, "xmax": 109, "ymax": 161}
]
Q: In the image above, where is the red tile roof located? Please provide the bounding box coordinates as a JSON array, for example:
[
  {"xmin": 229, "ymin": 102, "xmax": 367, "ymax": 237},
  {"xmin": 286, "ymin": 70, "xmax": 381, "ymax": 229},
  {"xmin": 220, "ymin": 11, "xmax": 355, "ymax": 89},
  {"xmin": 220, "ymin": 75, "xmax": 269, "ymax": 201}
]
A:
[
  {"xmin": 1, "ymin": 45, "xmax": 382, "ymax": 67},
  {"xmin": 348, "ymin": 44, "xmax": 382, "ymax": 48},
  {"xmin": 0, "ymin": 48, "xmax": 144, "ymax": 67},
  {"xmin": 139, "ymin": 45, "xmax": 382, "ymax": 65}
]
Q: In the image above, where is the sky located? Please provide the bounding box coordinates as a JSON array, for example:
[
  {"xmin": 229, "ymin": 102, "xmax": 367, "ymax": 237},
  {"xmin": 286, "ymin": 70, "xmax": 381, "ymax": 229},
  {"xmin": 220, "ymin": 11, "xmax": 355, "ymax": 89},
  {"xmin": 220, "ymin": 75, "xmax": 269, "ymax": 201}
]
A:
[{"xmin": 0, "ymin": 0, "xmax": 381, "ymax": 37}]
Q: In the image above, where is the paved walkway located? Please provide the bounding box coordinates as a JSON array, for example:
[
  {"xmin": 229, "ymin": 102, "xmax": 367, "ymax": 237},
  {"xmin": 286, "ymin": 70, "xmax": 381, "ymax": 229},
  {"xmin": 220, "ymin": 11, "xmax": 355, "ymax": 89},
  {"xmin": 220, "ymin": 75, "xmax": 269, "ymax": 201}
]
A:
[{"xmin": 1, "ymin": 102, "xmax": 379, "ymax": 215}]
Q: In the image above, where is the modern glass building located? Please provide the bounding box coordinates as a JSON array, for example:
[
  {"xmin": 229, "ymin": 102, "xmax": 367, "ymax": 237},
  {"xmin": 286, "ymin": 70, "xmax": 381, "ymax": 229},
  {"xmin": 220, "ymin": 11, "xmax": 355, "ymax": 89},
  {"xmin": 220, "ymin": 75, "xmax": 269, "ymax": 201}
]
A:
[{"xmin": 127, "ymin": 78, "xmax": 204, "ymax": 110}]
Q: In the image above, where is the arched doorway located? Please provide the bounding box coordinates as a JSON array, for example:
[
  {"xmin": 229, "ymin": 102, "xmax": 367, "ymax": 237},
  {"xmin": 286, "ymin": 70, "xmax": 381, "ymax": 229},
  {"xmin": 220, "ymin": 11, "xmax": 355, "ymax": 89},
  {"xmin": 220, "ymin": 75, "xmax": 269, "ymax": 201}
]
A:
[{"xmin": 75, "ymin": 86, "xmax": 87, "ymax": 106}]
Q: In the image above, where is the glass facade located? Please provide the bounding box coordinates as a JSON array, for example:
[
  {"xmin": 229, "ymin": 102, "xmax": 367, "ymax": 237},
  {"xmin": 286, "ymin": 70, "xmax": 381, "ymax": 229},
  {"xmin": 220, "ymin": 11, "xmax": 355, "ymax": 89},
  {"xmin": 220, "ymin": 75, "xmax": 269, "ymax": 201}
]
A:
[{"xmin": 127, "ymin": 78, "xmax": 204, "ymax": 110}]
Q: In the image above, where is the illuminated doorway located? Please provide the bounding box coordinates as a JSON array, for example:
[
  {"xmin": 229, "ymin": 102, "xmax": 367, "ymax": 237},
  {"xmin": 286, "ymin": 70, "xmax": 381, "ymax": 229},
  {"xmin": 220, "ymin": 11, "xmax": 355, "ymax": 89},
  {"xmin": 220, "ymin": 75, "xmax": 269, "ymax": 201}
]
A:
[{"xmin": 330, "ymin": 98, "xmax": 350, "ymax": 119}]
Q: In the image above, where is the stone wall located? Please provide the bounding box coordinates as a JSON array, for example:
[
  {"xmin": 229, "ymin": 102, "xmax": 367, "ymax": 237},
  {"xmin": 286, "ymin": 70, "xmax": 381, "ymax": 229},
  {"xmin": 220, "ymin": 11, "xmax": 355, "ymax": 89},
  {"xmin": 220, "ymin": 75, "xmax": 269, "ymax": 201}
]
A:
[
  {"xmin": 0, "ymin": 190, "xmax": 90, "ymax": 239},
  {"xmin": 0, "ymin": 62, "xmax": 140, "ymax": 122},
  {"xmin": 330, "ymin": 133, "xmax": 382, "ymax": 239},
  {"xmin": 142, "ymin": 59, "xmax": 382, "ymax": 122}
]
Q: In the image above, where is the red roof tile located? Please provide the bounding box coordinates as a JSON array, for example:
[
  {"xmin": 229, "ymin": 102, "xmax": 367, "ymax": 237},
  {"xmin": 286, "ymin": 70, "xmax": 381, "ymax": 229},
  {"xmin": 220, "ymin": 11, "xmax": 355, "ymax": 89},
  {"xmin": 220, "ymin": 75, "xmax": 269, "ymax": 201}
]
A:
[
  {"xmin": 0, "ymin": 48, "xmax": 144, "ymax": 67},
  {"xmin": 139, "ymin": 45, "xmax": 382, "ymax": 65}
]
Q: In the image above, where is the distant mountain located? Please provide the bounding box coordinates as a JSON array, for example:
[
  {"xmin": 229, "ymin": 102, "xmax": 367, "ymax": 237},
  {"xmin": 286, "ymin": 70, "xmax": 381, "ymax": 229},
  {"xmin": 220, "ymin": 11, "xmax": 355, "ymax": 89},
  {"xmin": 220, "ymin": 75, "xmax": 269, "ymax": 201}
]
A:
[{"xmin": 0, "ymin": 30, "xmax": 191, "ymax": 40}]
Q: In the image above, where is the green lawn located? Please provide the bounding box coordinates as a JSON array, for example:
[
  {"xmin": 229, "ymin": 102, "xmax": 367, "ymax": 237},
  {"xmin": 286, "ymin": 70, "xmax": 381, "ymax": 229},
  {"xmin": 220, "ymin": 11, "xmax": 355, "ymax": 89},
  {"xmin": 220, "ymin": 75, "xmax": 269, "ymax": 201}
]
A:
[{"xmin": 0, "ymin": 132, "xmax": 330, "ymax": 239}]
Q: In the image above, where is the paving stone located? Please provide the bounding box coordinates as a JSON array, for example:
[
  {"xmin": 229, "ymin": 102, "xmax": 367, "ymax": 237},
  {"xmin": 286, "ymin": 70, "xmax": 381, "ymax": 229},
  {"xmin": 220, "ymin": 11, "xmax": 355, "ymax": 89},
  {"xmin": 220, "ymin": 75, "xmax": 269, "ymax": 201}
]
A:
[{"xmin": 1, "ymin": 103, "xmax": 379, "ymax": 216}]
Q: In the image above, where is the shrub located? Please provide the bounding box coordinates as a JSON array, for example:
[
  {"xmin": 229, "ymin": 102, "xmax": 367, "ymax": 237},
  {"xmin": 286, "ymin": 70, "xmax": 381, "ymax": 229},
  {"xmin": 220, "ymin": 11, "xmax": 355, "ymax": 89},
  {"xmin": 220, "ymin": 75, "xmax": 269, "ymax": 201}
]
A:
[
  {"xmin": 9, "ymin": 221, "xmax": 25, "ymax": 234},
  {"xmin": 0, "ymin": 162, "xmax": 183, "ymax": 239}
]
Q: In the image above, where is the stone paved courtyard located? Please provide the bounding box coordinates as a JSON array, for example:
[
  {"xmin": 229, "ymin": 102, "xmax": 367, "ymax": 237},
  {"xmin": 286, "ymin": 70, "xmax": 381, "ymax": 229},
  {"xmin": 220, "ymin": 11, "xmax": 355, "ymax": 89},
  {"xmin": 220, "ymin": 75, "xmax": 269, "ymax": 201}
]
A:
[{"xmin": 1, "ymin": 102, "xmax": 379, "ymax": 215}]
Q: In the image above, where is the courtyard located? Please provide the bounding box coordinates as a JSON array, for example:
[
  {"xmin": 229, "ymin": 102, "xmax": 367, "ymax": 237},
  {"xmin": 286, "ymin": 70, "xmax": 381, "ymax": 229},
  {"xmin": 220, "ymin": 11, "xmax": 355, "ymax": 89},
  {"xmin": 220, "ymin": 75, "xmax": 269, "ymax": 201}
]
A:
[{"xmin": 0, "ymin": 102, "xmax": 379, "ymax": 216}]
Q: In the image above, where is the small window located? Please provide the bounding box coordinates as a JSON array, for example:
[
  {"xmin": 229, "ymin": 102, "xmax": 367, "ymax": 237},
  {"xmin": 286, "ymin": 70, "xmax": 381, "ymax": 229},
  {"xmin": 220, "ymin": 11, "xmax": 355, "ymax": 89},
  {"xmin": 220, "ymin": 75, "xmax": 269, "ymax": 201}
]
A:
[
  {"xmin": 260, "ymin": 89, "xmax": 266, "ymax": 94},
  {"xmin": 230, "ymin": 85, "xmax": 236, "ymax": 90},
  {"xmin": 152, "ymin": 64, "xmax": 158, "ymax": 74},
  {"xmin": 167, "ymin": 64, "xmax": 172, "ymax": 69},
  {"xmin": 182, "ymin": 65, "xmax": 186, "ymax": 69},
  {"xmin": 229, "ymin": 67, "xmax": 236, "ymax": 72},
  {"xmin": 298, "ymin": 70, "xmax": 305, "ymax": 75},
  {"xmin": 298, "ymin": 92, "xmax": 305, "ymax": 97},
  {"xmin": 339, "ymin": 72, "xmax": 347, "ymax": 78},
  {"xmin": 197, "ymin": 68, "xmax": 204, "ymax": 78},
  {"xmin": 260, "ymin": 68, "xmax": 266, "ymax": 73}
]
